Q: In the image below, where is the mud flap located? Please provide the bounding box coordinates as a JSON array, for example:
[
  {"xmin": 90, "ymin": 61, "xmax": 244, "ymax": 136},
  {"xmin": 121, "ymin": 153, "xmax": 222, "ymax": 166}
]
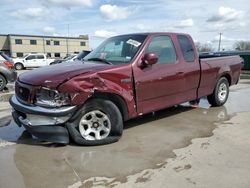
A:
[{"xmin": 66, "ymin": 123, "xmax": 120, "ymax": 146}]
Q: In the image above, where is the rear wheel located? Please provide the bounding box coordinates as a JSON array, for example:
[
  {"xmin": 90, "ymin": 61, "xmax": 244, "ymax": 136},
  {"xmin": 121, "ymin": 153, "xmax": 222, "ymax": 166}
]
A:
[
  {"xmin": 207, "ymin": 77, "xmax": 229, "ymax": 106},
  {"xmin": 15, "ymin": 63, "xmax": 24, "ymax": 70},
  {"xmin": 67, "ymin": 99, "xmax": 123, "ymax": 146},
  {"xmin": 0, "ymin": 74, "xmax": 7, "ymax": 91}
]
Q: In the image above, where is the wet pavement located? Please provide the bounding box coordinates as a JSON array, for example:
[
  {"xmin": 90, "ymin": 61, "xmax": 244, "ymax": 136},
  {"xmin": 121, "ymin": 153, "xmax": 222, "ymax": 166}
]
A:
[{"xmin": 0, "ymin": 80, "xmax": 250, "ymax": 188}]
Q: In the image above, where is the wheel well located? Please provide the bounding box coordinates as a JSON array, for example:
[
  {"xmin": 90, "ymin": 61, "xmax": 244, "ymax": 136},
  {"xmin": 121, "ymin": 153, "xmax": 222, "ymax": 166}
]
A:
[
  {"xmin": 221, "ymin": 74, "xmax": 231, "ymax": 86},
  {"xmin": 15, "ymin": 62, "xmax": 23, "ymax": 66},
  {"xmin": 91, "ymin": 92, "xmax": 129, "ymax": 121}
]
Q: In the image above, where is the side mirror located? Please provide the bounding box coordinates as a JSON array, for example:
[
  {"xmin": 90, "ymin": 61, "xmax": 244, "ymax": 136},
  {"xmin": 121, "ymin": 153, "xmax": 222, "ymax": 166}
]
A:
[{"xmin": 140, "ymin": 53, "xmax": 158, "ymax": 68}]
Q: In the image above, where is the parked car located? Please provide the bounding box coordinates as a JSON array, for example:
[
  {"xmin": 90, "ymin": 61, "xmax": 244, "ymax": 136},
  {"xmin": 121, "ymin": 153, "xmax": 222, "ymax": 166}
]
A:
[
  {"xmin": 0, "ymin": 52, "xmax": 17, "ymax": 90},
  {"xmin": 13, "ymin": 53, "xmax": 55, "ymax": 70},
  {"xmin": 49, "ymin": 54, "xmax": 77, "ymax": 65},
  {"xmin": 10, "ymin": 32, "xmax": 242, "ymax": 146},
  {"xmin": 71, "ymin": 50, "xmax": 91, "ymax": 62},
  {"xmin": 49, "ymin": 51, "xmax": 91, "ymax": 65}
]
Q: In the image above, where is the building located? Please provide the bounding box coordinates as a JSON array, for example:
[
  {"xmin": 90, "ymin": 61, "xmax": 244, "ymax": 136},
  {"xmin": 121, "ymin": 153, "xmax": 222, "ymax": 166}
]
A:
[{"xmin": 0, "ymin": 34, "xmax": 90, "ymax": 58}]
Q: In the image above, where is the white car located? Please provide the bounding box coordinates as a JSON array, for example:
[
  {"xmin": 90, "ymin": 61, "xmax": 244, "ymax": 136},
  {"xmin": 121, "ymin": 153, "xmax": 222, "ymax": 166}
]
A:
[{"xmin": 13, "ymin": 54, "xmax": 55, "ymax": 70}]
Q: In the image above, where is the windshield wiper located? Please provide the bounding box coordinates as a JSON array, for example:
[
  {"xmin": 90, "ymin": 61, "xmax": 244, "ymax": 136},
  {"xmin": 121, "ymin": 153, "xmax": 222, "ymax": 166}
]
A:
[{"xmin": 87, "ymin": 58, "xmax": 112, "ymax": 65}]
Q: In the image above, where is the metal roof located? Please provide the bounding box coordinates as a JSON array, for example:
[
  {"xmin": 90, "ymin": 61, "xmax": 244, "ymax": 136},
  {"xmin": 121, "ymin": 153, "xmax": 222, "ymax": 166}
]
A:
[{"xmin": 0, "ymin": 34, "xmax": 88, "ymax": 40}]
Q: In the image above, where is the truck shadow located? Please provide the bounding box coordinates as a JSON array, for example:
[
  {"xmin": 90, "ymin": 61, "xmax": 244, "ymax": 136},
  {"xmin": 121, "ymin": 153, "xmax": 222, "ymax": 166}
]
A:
[
  {"xmin": 11, "ymin": 103, "xmax": 230, "ymax": 147},
  {"xmin": 124, "ymin": 105, "xmax": 195, "ymax": 129},
  {"xmin": 13, "ymin": 105, "xmax": 195, "ymax": 146}
]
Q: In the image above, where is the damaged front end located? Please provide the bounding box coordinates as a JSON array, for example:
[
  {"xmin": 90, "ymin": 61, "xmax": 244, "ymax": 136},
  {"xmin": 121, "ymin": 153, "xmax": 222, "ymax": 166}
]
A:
[
  {"xmin": 10, "ymin": 80, "xmax": 81, "ymax": 144},
  {"xmin": 10, "ymin": 62, "xmax": 135, "ymax": 145},
  {"xmin": 35, "ymin": 87, "xmax": 72, "ymax": 108},
  {"xmin": 10, "ymin": 95, "xmax": 77, "ymax": 144}
]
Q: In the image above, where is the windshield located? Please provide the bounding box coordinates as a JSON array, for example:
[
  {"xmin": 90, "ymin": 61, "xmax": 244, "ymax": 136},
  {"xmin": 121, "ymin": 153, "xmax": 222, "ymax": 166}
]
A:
[
  {"xmin": 84, "ymin": 34, "xmax": 147, "ymax": 64},
  {"xmin": 76, "ymin": 51, "xmax": 91, "ymax": 60},
  {"xmin": 23, "ymin": 54, "xmax": 29, "ymax": 58},
  {"xmin": 65, "ymin": 55, "xmax": 76, "ymax": 60},
  {"xmin": 1, "ymin": 53, "xmax": 13, "ymax": 62}
]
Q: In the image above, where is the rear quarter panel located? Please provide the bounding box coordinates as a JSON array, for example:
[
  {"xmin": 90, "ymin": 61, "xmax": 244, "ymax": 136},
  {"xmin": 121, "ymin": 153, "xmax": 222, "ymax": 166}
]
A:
[{"xmin": 198, "ymin": 55, "xmax": 242, "ymax": 98}]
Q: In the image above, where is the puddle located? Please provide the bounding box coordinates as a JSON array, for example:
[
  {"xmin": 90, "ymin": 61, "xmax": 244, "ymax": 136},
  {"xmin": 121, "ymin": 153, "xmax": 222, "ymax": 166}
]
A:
[
  {"xmin": 0, "ymin": 82, "xmax": 249, "ymax": 188},
  {"xmin": 0, "ymin": 104, "xmax": 234, "ymax": 188}
]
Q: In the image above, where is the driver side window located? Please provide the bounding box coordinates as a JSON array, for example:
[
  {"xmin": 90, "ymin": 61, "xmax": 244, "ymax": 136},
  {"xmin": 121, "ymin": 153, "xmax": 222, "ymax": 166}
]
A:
[
  {"xmin": 145, "ymin": 36, "xmax": 177, "ymax": 64},
  {"xmin": 26, "ymin": 55, "xmax": 36, "ymax": 60}
]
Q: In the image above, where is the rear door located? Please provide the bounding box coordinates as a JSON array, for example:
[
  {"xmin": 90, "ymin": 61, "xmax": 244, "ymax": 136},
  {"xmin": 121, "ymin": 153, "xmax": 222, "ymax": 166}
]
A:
[{"xmin": 134, "ymin": 35, "xmax": 186, "ymax": 114}]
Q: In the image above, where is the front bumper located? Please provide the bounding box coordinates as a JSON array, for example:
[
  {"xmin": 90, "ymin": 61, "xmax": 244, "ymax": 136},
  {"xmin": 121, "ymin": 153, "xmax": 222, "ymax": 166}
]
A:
[{"xmin": 10, "ymin": 95, "xmax": 77, "ymax": 144}]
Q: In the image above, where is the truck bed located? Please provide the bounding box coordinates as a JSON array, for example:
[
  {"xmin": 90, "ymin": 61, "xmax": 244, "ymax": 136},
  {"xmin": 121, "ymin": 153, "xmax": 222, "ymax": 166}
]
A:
[{"xmin": 198, "ymin": 55, "xmax": 243, "ymax": 98}]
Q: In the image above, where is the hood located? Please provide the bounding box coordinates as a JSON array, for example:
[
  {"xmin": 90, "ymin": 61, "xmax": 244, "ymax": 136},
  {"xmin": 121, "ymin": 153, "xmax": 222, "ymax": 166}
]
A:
[
  {"xmin": 13, "ymin": 58, "xmax": 24, "ymax": 62},
  {"xmin": 18, "ymin": 61, "xmax": 111, "ymax": 88}
]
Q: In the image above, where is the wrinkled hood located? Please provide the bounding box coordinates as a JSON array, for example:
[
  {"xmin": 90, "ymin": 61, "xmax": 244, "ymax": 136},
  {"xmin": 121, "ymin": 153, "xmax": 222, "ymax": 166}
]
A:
[{"xmin": 18, "ymin": 61, "xmax": 110, "ymax": 88}]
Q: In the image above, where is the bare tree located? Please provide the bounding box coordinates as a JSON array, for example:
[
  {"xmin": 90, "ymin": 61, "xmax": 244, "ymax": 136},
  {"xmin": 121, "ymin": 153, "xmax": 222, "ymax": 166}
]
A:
[
  {"xmin": 234, "ymin": 41, "xmax": 250, "ymax": 51},
  {"xmin": 195, "ymin": 42, "xmax": 213, "ymax": 52}
]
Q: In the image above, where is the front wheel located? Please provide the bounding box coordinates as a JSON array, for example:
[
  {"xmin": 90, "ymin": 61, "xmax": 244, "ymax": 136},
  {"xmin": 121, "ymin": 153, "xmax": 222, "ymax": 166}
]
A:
[
  {"xmin": 67, "ymin": 99, "xmax": 123, "ymax": 146},
  {"xmin": 207, "ymin": 77, "xmax": 229, "ymax": 107},
  {"xmin": 15, "ymin": 63, "xmax": 24, "ymax": 70},
  {"xmin": 0, "ymin": 74, "xmax": 7, "ymax": 91}
]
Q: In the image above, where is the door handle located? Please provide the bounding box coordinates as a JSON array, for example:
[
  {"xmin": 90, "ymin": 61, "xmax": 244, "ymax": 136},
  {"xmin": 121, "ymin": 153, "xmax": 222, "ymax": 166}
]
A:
[{"xmin": 176, "ymin": 71, "xmax": 184, "ymax": 75}]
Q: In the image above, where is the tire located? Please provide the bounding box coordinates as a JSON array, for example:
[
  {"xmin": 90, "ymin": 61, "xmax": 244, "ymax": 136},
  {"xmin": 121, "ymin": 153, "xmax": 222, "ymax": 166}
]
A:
[
  {"xmin": 15, "ymin": 63, "xmax": 24, "ymax": 70},
  {"xmin": 67, "ymin": 99, "xmax": 123, "ymax": 146},
  {"xmin": 0, "ymin": 74, "xmax": 7, "ymax": 91},
  {"xmin": 207, "ymin": 77, "xmax": 229, "ymax": 107}
]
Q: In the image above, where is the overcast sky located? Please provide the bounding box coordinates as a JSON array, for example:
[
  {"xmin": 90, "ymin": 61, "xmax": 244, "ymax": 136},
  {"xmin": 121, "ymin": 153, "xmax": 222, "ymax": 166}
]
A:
[{"xmin": 0, "ymin": 0, "xmax": 249, "ymax": 50}]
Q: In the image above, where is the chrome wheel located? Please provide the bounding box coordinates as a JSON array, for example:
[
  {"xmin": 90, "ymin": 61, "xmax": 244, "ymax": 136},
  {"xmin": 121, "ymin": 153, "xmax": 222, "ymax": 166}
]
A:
[
  {"xmin": 0, "ymin": 75, "xmax": 6, "ymax": 91},
  {"xmin": 15, "ymin": 63, "xmax": 23, "ymax": 70},
  {"xmin": 218, "ymin": 83, "xmax": 228, "ymax": 102},
  {"xmin": 79, "ymin": 110, "xmax": 111, "ymax": 140},
  {"xmin": 0, "ymin": 78, "xmax": 3, "ymax": 88}
]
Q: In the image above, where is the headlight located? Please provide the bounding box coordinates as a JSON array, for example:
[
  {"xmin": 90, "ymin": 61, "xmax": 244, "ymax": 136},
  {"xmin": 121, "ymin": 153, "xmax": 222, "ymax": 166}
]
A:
[{"xmin": 35, "ymin": 87, "xmax": 71, "ymax": 107}]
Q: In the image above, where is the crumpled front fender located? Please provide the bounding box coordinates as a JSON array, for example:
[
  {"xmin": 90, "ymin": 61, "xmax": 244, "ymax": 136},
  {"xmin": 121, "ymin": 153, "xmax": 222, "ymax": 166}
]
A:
[{"xmin": 57, "ymin": 71, "xmax": 136, "ymax": 119}]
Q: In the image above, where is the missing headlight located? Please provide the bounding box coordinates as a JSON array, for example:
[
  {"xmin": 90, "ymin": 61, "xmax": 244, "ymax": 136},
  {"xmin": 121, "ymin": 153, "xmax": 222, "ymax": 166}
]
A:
[{"xmin": 35, "ymin": 87, "xmax": 71, "ymax": 107}]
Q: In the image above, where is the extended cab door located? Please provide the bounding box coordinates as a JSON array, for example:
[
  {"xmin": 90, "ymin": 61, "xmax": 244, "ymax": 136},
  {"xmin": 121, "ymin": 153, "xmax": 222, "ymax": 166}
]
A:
[
  {"xmin": 133, "ymin": 35, "xmax": 186, "ymax": 114},
  {"xmin": 176, "ymin": 35, "xmax": 200, "ymax": 102},
  {"xmin": 36, "ymin": 55, "xmax": 47, "ymax": 66}
]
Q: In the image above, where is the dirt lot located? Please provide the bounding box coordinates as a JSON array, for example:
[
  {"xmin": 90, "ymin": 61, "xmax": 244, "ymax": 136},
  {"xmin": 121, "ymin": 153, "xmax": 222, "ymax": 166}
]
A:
[{"xmin": 0, "ymin": 77, "xmax": 250, "ymax": 188}]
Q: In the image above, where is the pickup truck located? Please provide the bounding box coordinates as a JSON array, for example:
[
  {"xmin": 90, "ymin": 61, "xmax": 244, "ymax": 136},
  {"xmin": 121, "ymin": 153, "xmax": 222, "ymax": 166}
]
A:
[
  {"xmin": 10, "ymin": 32, "xmax": 242, "ymax": 146},
  {"xmin": 13, "ymin": 53, "xmax": 55, "ymax": 70}
]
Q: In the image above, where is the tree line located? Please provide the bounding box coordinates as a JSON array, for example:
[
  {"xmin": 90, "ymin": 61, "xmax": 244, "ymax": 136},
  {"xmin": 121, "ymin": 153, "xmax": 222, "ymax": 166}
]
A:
[{"xmin": 195, "ymin": 41, "xmax": 250, "ymax": 52}]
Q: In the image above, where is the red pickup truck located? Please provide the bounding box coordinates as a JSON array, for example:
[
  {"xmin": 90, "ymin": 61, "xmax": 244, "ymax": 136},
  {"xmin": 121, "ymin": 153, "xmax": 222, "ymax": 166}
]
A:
[{"xmin": 10, "ymin": 32, "xmax": 242, "ymax": 145}]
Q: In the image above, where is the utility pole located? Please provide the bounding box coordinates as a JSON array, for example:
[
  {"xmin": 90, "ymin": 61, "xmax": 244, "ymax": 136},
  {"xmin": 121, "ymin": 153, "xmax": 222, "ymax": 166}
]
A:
[
  {"xmin": 218, "ymin": 32, "xmax": 222, "ymax": 51},
  {"xmin": 66, "ymin": 24, "xmax": 69, "ymax": 56},
  {"xmin": 43, "ymin": 37, "xmax": 45, "ymax": 54}
]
